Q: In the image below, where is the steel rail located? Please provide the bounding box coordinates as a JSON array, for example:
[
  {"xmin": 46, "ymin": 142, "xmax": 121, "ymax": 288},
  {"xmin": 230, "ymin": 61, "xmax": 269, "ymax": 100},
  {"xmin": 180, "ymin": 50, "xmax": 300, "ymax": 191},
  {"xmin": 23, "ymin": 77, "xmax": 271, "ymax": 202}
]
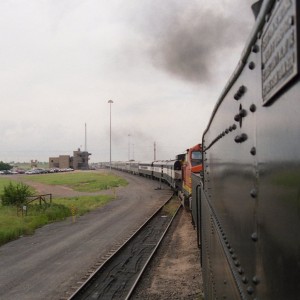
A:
[
  {"xmin": 124, "ymin": 203, "xmax": 181, "ymax": 300},
  {"xmin": 67, "ymin": 193, "xmax": 177, "ymax": 300}
]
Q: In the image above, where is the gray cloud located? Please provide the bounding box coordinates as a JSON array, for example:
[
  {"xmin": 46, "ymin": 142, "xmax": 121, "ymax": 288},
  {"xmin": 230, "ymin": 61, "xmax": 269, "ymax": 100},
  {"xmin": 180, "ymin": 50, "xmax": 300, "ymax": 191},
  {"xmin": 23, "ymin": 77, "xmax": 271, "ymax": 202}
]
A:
[{"xmin": 129, "ymin": 0, "xmax": 253, "ymax": 84}]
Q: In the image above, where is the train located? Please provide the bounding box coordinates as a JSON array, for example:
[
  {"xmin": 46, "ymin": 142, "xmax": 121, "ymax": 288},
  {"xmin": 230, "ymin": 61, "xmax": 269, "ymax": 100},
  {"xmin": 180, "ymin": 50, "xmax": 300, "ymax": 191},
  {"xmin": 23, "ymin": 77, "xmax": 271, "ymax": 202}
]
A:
[
  {"xmin": 106, "ymin": 0, "xmax": 300, "ymax": 298},
  {"xmin": 107, "ymin": 143, "xmax": 202, "ymax": 202},
  {"xmin": 194, "ymin": 0, "xmax": 300, "ymax": 299}
]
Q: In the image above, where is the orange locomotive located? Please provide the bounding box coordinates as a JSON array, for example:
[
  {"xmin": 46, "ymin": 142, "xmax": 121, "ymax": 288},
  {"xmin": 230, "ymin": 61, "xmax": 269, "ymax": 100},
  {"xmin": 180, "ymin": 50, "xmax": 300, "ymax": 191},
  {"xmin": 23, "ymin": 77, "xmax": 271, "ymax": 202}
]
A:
[{"xmin": 178, "ymin": 144, "xmax": 202, "ymax": 208}]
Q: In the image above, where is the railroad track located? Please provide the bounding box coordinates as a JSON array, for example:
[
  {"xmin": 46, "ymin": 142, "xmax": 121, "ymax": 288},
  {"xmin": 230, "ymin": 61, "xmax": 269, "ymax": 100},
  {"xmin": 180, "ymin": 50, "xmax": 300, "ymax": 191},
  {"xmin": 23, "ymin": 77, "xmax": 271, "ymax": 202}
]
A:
[{"xmin": 65, "ymin": 195, "xmax": 180, "ymax": 300}]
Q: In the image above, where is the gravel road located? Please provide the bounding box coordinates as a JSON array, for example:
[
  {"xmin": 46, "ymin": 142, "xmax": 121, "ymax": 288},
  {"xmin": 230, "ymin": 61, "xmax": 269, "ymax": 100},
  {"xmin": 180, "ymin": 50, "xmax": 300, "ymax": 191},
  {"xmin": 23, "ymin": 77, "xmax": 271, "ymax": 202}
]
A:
[{"xmin": 0, "ymin": 171, "xmax": 173, "ymax": 300}]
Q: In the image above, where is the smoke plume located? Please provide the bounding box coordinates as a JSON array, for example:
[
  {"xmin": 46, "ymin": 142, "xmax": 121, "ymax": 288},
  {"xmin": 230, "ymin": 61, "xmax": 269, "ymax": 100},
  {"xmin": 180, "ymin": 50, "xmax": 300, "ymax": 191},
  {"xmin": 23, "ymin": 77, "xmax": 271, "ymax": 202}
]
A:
[{"xmin": 133, "ymin": 0, "xmax": 253, "ymax": 84}]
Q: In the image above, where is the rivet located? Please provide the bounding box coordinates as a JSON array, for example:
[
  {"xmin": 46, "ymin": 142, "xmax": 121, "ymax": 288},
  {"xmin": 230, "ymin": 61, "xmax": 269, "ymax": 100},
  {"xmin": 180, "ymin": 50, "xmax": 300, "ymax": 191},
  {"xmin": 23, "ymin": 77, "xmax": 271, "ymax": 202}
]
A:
[
  {"xmin": 242, "ymin": 276, "xmax": 248, "ymax": 284},
  {"xmin": 250, "ymin": 104, "xmax": 256, "ymax": 112},
  {"xmin": 289, "ymin": 15, "xmax": 294, "ymax": 26},
  {"xmin": 238, "ymin": 267, "xmax": 244, "ymax": 274},
  {"xmin": 235, "ymin": 133, "xmax": 248, "ymax": 143},
  {"xmin": 250, "ymin": 188, "xmax": 257, "ymax": 198},
  {"xmin": 238, "ymin": 85, "xmax": 246, "ymax": 94},
  {"xmin": 231, "ymin": 253, "xmax": 237, "ymax": 260},
  {"xmin": 251, "ymin": 232, "xmax": 258, "ymax": 242},
  {"xmin": 249, "ymin": 62, "xmax": 255, "ymax": 70},
  {"xmin": 247, "ymin": 286, "xmax": 254, "ymax": 295},
  {"xmin": 232, "ymin": 124, "xmax": 237, "ymax": 130},
  {"xmin": 225, "ymin": 129, "xmax": 229, "ymax": 134},
  {"xmin": 234, "ymin": 114, "xmax": 241, "ymax": 122},
  {"xmin": 252, "ymin": 276, "xmax": 260, "ymax": 285},
  {"xmin": 234, "ymin": 85, "xmax": 247, "ymax": 100},
  {"xmin": 224, "ymin": 280, "xmax": 227, "ymax": 285},
  {"xmin": 240, "ymin": 133, "xmax": 248, "ymax": 143},
  {"xmin": 235, "ymin": 135, "xmax": 242, "ymax": 143},
  {"xmin": 234, "ymin": 260, "xmax": 240, "ymax": 267},
  {"xmin": 252, "ymin": 44, "xmax": 259, "ymax": 53},
  {"xmin": 229, "ymin": 249, "xmax": 234, "ymax": 254},
  {"xmin": 250, "ymin": 147, "xmax": 256, "ymax": 156},
  {"xmin": 239, "ymin": 109, "xmax": 247, "ymax": 118}
]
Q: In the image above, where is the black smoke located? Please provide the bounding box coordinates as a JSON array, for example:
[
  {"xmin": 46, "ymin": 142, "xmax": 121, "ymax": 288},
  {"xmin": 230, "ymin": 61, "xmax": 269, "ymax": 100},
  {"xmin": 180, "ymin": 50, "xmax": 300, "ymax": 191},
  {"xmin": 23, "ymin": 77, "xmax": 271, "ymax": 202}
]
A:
[{"xmin": 131, "ymin": 0, "xmax": 253, "ymax": 84}]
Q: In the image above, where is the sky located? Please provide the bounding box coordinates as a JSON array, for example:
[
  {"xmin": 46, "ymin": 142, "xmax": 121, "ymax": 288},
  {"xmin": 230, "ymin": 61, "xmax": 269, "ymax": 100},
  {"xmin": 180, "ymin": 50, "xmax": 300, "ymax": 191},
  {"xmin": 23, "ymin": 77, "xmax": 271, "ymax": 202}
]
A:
[{"xmin": 0, "ymin": 0, "xmax": 256, "ymax": 163}]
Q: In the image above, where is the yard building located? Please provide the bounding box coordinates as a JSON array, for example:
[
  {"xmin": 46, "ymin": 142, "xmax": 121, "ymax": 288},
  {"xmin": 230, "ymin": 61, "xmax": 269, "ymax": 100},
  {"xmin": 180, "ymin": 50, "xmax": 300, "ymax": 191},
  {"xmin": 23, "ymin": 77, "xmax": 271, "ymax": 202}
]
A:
[{"xmin": 49, "ymin": 149, "xmax": 91, "ymax": 170}]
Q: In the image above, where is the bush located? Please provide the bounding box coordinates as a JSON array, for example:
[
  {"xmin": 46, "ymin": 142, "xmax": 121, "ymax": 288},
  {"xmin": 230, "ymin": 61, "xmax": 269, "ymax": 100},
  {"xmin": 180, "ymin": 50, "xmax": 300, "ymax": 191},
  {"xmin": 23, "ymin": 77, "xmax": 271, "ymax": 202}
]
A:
[{"xmin": 1, "ymin": 182, "xmax": 33, "ymax": 206}]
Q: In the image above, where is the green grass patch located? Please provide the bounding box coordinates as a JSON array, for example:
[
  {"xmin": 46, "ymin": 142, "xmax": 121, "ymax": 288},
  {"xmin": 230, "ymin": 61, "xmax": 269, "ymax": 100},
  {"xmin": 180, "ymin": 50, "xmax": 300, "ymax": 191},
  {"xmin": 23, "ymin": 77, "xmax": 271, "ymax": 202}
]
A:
[
  {"xmin": 26, "ymin": 171, "xmax": 128, "ymax": 192},
  {"xmin": 162, "ymin": 197, "xmax": 180, "ymax": 216},
  {"xmin": 52, "ymin": 194, "xmax": 113, "ymax": 215},
  {"xmin": 0, "ymin": 194, "xmax": 114, "ymax": 246},
  {"xmin": 0, "ymin": 177, "xmax": 18, "ymax": 194}
]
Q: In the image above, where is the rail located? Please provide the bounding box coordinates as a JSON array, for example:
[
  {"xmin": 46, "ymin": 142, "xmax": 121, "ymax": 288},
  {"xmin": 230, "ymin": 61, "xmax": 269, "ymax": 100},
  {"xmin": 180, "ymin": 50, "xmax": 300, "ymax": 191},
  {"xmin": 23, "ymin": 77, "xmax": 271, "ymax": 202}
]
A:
[{"xmin": 67, "ymin": 194, "xmax": 180, "ymax": 300}]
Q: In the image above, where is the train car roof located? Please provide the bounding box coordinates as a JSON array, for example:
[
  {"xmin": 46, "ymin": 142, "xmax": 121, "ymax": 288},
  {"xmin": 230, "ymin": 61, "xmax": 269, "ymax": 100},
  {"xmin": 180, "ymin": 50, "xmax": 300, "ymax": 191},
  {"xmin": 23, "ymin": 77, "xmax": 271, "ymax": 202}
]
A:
[{"xmin": 139, "ymin": 161, "xmax": 153, "ymax": 165}]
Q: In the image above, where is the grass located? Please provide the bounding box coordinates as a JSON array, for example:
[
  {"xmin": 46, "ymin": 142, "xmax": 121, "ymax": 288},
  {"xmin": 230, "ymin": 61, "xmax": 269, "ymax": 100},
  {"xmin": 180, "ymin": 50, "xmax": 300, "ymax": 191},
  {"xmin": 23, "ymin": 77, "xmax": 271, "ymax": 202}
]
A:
[
  {"xmin": 0, "ymin": 171, "xmax": 126, "ymax": 246},
  {"xmin": 52, "ymin": 194, "xmax": 113, "ymax": 215},
  {"xmin": 0, "ymin": 177, "xmax": 17, "ymax": 194},
  {"xmin": 26, "ymin": 171, "xmax": 128, "ymax": 192},
  {"xmin": 162, "ymin": 197, "xmax": 181, "ymax": 216},
  {"xmin": 0, "ymin": 194, "xmax": 113, "ymax": 246}
]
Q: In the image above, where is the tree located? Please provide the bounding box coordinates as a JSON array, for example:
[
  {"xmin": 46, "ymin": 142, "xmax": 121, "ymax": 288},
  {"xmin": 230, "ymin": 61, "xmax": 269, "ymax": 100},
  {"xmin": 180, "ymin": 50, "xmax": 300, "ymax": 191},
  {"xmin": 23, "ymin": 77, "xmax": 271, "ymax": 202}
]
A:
[
  {"xmin": 0, "ymin": 161, "xmax": 12, "ymax": 171},
  {"xmin": 1, "ymin": 182, "xmax": 33, "ymax": 206}
]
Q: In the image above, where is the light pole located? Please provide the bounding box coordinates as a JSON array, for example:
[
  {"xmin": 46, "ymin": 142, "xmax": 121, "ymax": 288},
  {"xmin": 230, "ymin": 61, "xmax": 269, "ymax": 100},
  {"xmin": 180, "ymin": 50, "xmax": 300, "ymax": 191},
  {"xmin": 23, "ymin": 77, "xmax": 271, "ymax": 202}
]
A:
[
  {"xmin": 128, "ymin": 134, "xmax": 131, "ymax": 161},
  {"xmin": 108, "ymin": 100, "xmax": 114, "ymax": 170}
]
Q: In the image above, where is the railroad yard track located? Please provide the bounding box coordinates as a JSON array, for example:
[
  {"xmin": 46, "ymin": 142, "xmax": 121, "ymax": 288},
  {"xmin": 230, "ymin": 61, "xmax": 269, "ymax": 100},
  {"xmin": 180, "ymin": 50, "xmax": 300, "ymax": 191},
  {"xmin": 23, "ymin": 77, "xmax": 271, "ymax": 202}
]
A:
[{"xmin": 65, "ymin": 195, "xmax": 180, "ymax": 300}]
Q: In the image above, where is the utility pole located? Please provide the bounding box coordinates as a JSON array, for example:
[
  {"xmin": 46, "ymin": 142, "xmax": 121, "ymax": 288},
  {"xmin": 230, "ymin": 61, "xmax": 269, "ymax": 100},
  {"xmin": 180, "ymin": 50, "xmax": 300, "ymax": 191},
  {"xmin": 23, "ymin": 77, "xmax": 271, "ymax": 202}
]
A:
[{"xmin": 154, "ymin": 141, "xmax": 156, "ymax": 161}]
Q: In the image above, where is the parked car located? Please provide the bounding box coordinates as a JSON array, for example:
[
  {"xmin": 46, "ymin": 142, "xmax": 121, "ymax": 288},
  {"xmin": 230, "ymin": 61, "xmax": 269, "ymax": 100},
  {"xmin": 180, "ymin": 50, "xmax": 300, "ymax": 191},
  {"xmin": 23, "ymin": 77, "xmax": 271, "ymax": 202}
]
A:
[{"xmin": 0, "ymin": 170, "xmax": 12, "ymax": 175}]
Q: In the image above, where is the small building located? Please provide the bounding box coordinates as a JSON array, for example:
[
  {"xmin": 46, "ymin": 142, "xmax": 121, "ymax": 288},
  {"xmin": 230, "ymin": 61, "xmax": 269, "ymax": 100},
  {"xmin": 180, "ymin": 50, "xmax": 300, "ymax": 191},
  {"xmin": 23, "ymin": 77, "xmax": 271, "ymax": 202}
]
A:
[{"xmin": 49, "ymin": 149, "xmax": 91, "ymax": 170}]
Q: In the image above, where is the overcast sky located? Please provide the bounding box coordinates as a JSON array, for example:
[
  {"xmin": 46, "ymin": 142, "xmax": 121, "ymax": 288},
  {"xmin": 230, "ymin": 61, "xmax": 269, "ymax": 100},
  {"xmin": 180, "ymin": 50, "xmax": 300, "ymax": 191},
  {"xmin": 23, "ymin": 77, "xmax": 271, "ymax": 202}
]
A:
[{"xmin": 0, "ymin": 0, "xmax": 255, "ymax": 163}]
